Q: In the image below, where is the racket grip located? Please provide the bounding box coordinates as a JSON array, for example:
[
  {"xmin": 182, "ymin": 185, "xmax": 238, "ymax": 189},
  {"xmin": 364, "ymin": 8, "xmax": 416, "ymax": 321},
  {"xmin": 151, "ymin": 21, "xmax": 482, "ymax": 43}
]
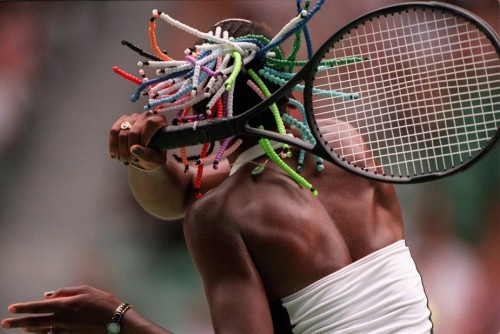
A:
[{"xmin": 149, "ymin": 118, "xmax": 237, "ymax": 150}]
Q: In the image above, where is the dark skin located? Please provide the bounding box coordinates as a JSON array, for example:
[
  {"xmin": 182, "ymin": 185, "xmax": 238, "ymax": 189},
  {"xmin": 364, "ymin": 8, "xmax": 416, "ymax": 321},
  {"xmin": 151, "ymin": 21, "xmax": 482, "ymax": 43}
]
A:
[
  {"xmin": 185, "ymin": 144, "xmax": 403, "ymax": 333},
  {"xmin": 2, "ymin": 111, "xmax": 403, "ymax": 333}
]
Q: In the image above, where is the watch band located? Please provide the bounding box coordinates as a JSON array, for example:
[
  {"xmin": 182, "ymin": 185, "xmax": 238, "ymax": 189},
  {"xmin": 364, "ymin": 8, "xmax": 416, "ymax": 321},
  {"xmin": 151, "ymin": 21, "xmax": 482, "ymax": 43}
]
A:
[{"xmin": 107, "ymin": 302, "xmax": 132, "ymax": 334}]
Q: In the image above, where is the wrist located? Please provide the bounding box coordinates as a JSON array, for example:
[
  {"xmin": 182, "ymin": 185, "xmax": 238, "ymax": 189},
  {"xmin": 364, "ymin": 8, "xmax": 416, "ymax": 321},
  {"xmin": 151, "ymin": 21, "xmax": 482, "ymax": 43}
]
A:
[{"xmin": 107, "ymin": 302, "xmax": 132, "ymax": 334}]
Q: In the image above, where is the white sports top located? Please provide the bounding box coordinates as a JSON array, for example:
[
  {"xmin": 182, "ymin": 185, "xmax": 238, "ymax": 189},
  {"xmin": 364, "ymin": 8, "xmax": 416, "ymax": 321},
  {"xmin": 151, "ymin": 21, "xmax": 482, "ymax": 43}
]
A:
[{"xmin": 278, "ymin": 240, "xmax": 433, "ymax": 333}]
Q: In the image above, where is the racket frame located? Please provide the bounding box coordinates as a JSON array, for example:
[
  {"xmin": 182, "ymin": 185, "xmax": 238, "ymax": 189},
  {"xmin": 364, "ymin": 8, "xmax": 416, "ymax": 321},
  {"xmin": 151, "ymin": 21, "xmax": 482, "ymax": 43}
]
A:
[
  {"xmin": 303, "ymin": 1, "xmax": 500, "ymax": 183},
  {"xmin": 150, "ymin": 1, "xmax": 500, "ymax": 183}
]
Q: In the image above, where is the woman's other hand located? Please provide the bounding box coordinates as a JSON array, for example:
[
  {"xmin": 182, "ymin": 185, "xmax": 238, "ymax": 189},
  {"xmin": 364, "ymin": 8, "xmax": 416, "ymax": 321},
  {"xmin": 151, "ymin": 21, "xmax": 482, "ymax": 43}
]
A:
[{"xmin": 2, "ymin": 285, "xmax": 123, "ymax": 334}]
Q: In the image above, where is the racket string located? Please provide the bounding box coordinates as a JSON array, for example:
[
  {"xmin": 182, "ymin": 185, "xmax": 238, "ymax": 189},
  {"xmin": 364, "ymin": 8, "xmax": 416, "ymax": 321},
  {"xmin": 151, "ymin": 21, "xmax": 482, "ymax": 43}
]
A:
[{"xmin": 312, "ymin": 7, "xmax": 500, "ymax": 177}]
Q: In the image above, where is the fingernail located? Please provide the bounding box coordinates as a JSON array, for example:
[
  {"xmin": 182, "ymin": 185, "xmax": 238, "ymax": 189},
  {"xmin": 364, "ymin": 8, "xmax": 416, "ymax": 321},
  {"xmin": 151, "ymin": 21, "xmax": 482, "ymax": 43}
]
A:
[
  {"xmin": 2, "ymin": 321, "xmax": 10, "ymax": 328},
  {"xmin": 44, "ymin": 291, "xmax": 54, "ymax": 297},
  {"xmin": 132, "ymin": 148, "xmax": 143, "ymax": 156}
]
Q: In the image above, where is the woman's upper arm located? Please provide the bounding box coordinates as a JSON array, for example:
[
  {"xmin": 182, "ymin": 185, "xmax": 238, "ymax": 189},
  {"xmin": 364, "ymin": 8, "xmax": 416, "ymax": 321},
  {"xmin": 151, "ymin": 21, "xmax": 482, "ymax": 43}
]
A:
[{"xmin": 184, "ymin": 202, "xmax": 274, "ymax": 334}]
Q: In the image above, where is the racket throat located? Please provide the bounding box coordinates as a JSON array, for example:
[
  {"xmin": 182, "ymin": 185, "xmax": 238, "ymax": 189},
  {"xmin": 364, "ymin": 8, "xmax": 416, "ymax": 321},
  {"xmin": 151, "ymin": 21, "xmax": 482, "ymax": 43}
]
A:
[{"xmin": 244, "ymin": 124, "xmax": 316, "ymax": 151}]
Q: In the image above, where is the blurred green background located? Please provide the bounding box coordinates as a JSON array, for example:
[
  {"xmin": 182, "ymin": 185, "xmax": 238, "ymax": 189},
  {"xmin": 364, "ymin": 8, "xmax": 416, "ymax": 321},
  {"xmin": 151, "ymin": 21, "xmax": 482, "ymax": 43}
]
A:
[{"xmin": 0, "ymin": 1, "xmax": 498, "ymax": 333}]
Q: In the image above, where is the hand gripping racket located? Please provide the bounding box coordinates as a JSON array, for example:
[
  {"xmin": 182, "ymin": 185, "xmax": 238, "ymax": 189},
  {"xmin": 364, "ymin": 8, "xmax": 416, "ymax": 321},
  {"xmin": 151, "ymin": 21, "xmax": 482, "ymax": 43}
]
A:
[{"xmin": 150, "ymin": 1, "xmax": 500, "ymax": 183}]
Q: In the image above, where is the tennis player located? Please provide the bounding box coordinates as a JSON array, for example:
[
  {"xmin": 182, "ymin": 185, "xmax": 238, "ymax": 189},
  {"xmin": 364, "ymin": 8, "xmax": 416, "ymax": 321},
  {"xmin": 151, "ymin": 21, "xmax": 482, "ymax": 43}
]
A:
[{"xmin": 1, "ymin": 18, "xmax": 433, "ymax": 334}]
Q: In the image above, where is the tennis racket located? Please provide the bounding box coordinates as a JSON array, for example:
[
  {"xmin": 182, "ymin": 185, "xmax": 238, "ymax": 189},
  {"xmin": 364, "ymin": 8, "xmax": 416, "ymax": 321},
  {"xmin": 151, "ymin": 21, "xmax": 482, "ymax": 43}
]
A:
[{"xmin": 150, "ymin": 1, "xmax": 500, "ymax": 183}]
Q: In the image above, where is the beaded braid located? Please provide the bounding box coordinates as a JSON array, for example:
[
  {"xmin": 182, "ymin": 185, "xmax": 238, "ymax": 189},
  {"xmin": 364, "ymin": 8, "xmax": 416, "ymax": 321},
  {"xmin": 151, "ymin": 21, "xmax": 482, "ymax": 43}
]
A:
[
  {"xmin": 149, "ymin": 14, "xmax": 172, "ymax": 61},
  {"xmin": 114, "ymin": 1, "xmax": 353, "ymax": 197},
  {"xmin": 113, "ymin": 66, "xmax": 143, "ymax": 85},
  {"xmin": 259, "ymin": 133, "xmax": 318, "ymax": 196},
  {"xmin": 282, "ymin": 110, "xmax": 324, "ymax": 172},
  {"xmin": 179, "ymin": 147, "xmax": 190, "ymax": 173},
  {"xmin": 257, "ymin": 0, "xmax": 324, "ymax": 58},
  {"xmin": 246, "ymin": 69, "xmax": 288, "ymax": 144},
  {"xmin": 194, "ymin": 142, "xmax": 211, "ymax": 198},
  {"xmin": 121, "ymin": 40, "xmax": 161, "ymax": 61},
  {"xmin": 196, "ymin": 138, "xmax": 242, "ymax": 166},
  {"xmin": 172, "ymin": 142, "xmax": 215, "ymax": 164}
]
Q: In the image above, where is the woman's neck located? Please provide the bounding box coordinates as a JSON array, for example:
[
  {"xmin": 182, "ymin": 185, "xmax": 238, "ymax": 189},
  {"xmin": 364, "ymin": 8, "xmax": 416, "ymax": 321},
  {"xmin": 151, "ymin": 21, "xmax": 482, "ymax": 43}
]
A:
[{"xmin": 226, "ymin": 138, "xmax": 260, "ymax": 165}]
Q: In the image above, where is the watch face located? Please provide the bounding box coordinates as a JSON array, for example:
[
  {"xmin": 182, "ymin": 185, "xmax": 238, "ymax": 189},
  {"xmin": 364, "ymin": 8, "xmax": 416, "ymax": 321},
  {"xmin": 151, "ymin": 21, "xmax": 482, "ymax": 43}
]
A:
[{"xmin": 107, "ymin": 322, "xmax": 121, "ymax": 334}]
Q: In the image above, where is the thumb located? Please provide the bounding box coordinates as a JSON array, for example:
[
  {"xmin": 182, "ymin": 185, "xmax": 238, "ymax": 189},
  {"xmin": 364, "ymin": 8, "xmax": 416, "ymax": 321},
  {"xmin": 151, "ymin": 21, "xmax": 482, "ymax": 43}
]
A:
[
  {"xmin": 130, "ymin": 145, "xmax": 166, "ymax": 171},
  {"xmin": 44, "ymin": 286, "xmax": 89, "ymax": 299}
]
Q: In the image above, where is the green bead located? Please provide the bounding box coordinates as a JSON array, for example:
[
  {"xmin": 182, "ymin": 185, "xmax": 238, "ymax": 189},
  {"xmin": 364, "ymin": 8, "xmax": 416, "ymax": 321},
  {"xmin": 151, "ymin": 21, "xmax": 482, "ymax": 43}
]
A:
[{"xmin": 251, "ymin": 165, "xmax": 266, "ymax": 175}]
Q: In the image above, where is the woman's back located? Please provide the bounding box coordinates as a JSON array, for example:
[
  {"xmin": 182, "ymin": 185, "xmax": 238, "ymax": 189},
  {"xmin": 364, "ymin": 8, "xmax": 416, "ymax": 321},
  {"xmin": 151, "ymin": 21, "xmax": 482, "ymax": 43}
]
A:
[{"xmin": 185, "ymin": 148, "xmax": 404, "ymax": 301}]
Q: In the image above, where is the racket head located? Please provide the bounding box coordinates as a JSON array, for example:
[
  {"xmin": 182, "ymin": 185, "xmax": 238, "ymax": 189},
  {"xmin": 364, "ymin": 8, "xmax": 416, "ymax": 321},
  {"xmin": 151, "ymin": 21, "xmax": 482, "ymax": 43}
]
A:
[{"xmin": 304, "ymin": 1, "xmax": 500, "ymax": 183}]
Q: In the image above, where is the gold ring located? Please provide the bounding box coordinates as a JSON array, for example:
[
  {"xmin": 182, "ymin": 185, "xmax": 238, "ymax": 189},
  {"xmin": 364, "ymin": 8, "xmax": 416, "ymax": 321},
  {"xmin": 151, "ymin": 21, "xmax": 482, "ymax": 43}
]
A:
[{"xmin": 120, "ymin": 121, "xmax": 132, "ymax": 130}]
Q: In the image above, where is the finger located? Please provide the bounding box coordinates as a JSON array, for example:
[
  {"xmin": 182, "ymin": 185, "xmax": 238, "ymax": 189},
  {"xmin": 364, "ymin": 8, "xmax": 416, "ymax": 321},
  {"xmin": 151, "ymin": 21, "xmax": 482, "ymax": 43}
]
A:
[
  {"xmin": 117, "ymin": 120, "xmax": 144, "ymax": 164},
  {"xmin": 130, "ymin": 145, "xmax": 165, "ymax": 171},
  {"xmin": 124, "ymin": 114, "xmax": 165, "ymax": 166},
  {"xmin": 125, "ymin": 124, "xmax": 142, "ymax": 156},
  {"xmin": 16, "ymin": 325, "xmax": 50, "ymax": 334},
  {"xmin": 21, "ymin": 328, "xmax": 48, "ymax": 334},
  {"xmin": 117, "ymin": 120, "xmax": 135, "ymax": 164},
  {"xmin": 8, "ymin": 299, "xmax": 56, "ymax": 315},
  {"xmin": 47, "ymin": 285, "xmax": 94, "ymax": 299},
  {"xmin": 1, "ymin": 314, "xmax": 53, "ymax": 329},
  {"xmin": 111, "ymin": 112, "xmax": 165, "ymax": 163},
  {"xmin": 109, "ymin": 115, "xmax": 130, "ymax": 160},
  {"xmin": 135, "ymin": 113, "xmax": 167, "ymax": 146},
  {"xmin": 1, "ymin": 319, "xmax": 11, "ymax": 329}
]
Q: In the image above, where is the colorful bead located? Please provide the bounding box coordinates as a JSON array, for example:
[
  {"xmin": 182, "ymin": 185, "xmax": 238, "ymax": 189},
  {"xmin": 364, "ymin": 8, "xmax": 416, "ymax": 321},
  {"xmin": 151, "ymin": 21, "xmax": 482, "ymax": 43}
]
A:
[
  {"xmin": 121, "ymin": 40, "xmax": 161, "ymax": 61},
  {"xmin": 149, "ymin": 13, "xmax": 172, "ymax": 61},
  {"xmin": 259, "ymin": 136, "xmax": 318, "ymax": 196},
  {"xmin": 180, "ymin": 147, "xmax": 189, "ymax": 173},
  {"xmin": 194, "ymin": 142, "xmax": 211, "ymax": 198},
  {"xmin": 116, "ymin": 1, "xmax": 340, "ymax": 197},
  {"xmin": 225, "ymin": 51, "xmax": 242, "ymax": 91},
  {"xmin": 113, "ymin": 66, "xmax": 143, "ymax": 85}
]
